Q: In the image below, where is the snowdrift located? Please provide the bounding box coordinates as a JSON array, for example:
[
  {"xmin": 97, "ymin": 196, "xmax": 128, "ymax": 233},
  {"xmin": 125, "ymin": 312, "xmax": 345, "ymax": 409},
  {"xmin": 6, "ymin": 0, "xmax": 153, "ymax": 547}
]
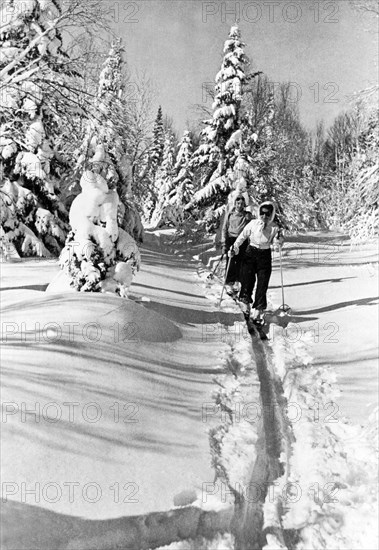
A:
[{"xmin": 1, "ymin": 242, "xmax": 260, "ymax": 549}]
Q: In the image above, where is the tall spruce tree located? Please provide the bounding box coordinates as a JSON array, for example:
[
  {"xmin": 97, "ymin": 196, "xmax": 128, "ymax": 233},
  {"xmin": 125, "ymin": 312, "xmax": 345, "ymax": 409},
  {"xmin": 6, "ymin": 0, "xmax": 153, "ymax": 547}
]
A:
[
  {"xmin": 140, "ymin": 106, "xmax": 165, "ymax": 221},
  {"xmin": 190, "ymin": 24, "xmax": 249, "ymax": 217},
  {"xmin": 168, "ymin": 129, "xmax": 194, "ymax": 208},
  {"xmin": 75, "ymin": 39, "xmax": 130, "ymax": 196},
  {"xmin": 150, "ymin": 132, "xmax": 176, "ymax": 227},
  {"xmin": 149, "ymin": 130, "xmax": 195, "ymax": 228},
  {"xmin": 150, "ymin": 106, "xmax": 164, "ymax": 178},
  {"xmin": 74, "ymin": 39, "xmax": 143, "ymax": 243}
]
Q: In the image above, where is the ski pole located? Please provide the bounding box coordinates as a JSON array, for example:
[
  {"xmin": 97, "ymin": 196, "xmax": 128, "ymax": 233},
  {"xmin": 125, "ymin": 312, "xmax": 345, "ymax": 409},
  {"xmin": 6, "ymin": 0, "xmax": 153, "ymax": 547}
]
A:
[
  {"xmin": 207, "ymin": 253, "xmax": 224, "ymax": 280},
  {"xmin": 218, "ymin": 254, "xmax": 232, "ymax": 308},
  {"xmin": 278, "ymin": 246, "xmax": 291, "ymax": 315},
  {"xmin": 279, "ymin": 247, "xmax": 285, "ymax": 307}
]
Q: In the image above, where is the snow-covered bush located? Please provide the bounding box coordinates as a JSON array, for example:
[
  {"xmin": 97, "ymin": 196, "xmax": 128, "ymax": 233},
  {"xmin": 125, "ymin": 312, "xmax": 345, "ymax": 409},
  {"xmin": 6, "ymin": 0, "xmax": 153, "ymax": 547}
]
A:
[{"xmin": 59, "ymin": 170, "xmax": 140, "ymax": 296}]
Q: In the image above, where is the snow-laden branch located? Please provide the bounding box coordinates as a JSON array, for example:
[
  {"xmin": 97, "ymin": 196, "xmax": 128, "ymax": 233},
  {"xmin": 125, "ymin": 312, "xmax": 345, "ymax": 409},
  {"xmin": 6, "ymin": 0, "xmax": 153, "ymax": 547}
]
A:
[{"xmin": 0, "ymin": 16, "xmax": 63, "ymax": 80}]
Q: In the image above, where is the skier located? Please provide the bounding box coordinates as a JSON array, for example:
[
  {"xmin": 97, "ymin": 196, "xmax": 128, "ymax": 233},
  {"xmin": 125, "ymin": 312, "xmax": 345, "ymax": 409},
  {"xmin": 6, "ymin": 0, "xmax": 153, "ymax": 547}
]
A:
[
  {"xmin": 229, "ymin": 201, "xmax": 283, "ymax": 322},
  {"xmin": 221, "ymin": 195, "xmax": 252, "ymax": 295}
]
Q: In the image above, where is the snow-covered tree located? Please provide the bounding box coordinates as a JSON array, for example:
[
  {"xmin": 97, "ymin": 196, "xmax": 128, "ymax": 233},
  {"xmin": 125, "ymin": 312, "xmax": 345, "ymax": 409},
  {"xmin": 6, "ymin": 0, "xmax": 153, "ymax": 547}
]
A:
[
  {"xmin": 149, "ymin": 130, "xmax": 195, "ymax": 228},
  {"xmin": 124, "ymin": 72, "xmax": 154, "ymax": 202},
  {"xmin": 0, "ymin": 0, "xmax": 113, "ymax": 259},
  {"xmin": 135, "ymin": 105, "xmax": 165, "ymax": 221},
  {"xmin": 234, "ymin": 77, "xmax": 315, "ymax": 229},
  {"xmin": 74, "ymin": 39, "xmax": 143, "ymax": 244},
  {"xmin": 190, "ymin": 24, "xmax": 249, "ymax": 217},
  {"xmin": 317, "ymin": 103, "xmax": 379, "ymax": 241},
  {"xmin": 150, "ymin": 132, "xmax": 176, "ymax": 227},
  {"xmin": 149, "ymin": 106, "xmax": 164, "ymax": 177},
  {"xmin": 175, "ymin": 130, "xmax": 193, "ymax": 174},
  {"xmin": 75, "ymin": 40, "xmax": 129, "ymax": 192},
  {"xmin": 0, "ymin": 0, "xmax": 71, "ymax": 257},
  {"xmin": 57, "ymin": 39, "xmax": 143, "ymax": 295},
  {"xmin": 58, "ymin": 169, "xmax": 141, "ymax": 296},
  {"xmin": 168, "ymin": 130, "xmax": 194, "ymax": 207}
]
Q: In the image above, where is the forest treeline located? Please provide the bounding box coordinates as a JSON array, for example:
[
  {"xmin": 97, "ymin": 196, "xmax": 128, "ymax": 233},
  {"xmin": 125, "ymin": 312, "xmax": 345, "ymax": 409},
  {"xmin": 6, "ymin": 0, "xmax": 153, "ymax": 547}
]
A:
[{"xmin": 1, "ymin": 0, "xmax": 377, "ymax": 262}]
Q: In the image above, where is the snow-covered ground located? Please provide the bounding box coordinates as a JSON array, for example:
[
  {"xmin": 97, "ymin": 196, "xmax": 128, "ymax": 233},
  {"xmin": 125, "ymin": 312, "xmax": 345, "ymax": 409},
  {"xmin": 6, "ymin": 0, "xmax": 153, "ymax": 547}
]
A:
[
  {"xmin": 200, "ymin": 230, "xmax": 378, "ymax": 549},
  {"xmin": 1, "ymin": 231, "xmax": 257, "ymax": 548},
  {"xmin": 1, "ymin": 230, "xmax": 378, "ymax": 549},
  {"xmin": 267, "ymin": 232, "xmax": 378, "ymax": 423}
]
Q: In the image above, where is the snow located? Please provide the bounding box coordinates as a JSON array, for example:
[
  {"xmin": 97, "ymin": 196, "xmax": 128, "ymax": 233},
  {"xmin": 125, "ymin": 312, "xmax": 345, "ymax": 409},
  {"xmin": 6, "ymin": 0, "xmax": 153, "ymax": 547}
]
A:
[
  {"xmin": 25, "ymin": 119, "xmax": 45, "ymax": 149},
  {"xmin": 20, "ymin": 223, "xmax": 50, "ymax": 257},
  {"xmin": 225, "ymin": 130, "xmax": 241, "ymax": 151},
  {"xmin": 266, "ymin": 332, "xmax": 378, "ymax": 549},
  {"xmin": 1, "ymin": 141, "xmax": 17, "ymax": 159},
  {"xmin": 1, "ymin": 46, "xmax": 21, "ymax": 63},
  {"xmin": 258, "ymin": 233, "xmax": 378, "ymax": 549},
  {"xmin": 200, "ymin": 230, "xmax": 378, "ymax": 547},
  {"xmin": 58, "ymin": 169, "xmax": 140, "ymax": 295},
  {"xmin": 1, "ymin": 231, "xmax": 378, "ymax": 549},
  {"xmin": 1, "ymin": 235, "xmax": 250, "ymax": 548},
  {"xmin": 267, "ymin": 234, "xmax": 378, "ymax": 422}
]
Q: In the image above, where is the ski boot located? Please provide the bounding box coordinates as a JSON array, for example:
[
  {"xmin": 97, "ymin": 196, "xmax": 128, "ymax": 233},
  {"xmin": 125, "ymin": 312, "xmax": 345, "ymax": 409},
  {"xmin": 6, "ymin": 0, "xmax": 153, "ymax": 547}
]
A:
[{"xmin": 251, "ymin": 308, "xmax": 265, "ymax": 326}]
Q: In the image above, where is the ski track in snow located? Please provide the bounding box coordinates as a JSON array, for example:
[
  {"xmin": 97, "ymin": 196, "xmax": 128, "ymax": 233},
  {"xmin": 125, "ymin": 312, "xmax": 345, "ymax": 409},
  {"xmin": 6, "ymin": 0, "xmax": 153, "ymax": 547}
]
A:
[{"xmin": 199, "ymin": 229, "xmax": 379, "ymax": 549}]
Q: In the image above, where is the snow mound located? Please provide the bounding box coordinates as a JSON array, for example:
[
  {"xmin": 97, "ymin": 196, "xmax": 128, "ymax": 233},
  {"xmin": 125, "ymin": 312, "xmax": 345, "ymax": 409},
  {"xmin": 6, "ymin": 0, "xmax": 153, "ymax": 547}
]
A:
[{"xmin": 3, "ymin": 293, "xmax": 182, "ymax": 344}]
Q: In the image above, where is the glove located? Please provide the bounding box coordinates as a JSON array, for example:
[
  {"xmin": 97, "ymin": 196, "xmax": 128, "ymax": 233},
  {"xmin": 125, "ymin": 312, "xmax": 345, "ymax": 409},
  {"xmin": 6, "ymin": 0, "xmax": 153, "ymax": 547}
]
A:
[
  {"xmin": 228, "ymin": 246, "xmax": 236, "ymax": 257},
  {"xmin": 221, "ymin": 245, "xmax": 227, "ymax": 255}
]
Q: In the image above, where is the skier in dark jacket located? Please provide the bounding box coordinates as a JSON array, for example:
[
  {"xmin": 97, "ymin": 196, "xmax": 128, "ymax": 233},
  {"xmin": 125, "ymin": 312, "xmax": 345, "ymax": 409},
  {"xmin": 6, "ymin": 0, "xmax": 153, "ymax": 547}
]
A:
[
  {"xmin": 229, "ymin": 201, "xmax": 283, "ymax": 321},
  {"xmin": 221, "ymin": 195, "xmax": 252, "ymax": 294}
]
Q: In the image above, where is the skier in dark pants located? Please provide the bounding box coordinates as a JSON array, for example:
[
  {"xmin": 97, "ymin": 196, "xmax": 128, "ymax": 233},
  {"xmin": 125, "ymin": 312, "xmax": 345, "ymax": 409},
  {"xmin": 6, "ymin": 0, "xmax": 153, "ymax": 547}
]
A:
[
  {"xmin": 221, "ymin": 195, "xmax": 252, "ymax": 295},
  {"xmin": 229, "ymin": 201, "xmax": 283, "ymax": 322}
]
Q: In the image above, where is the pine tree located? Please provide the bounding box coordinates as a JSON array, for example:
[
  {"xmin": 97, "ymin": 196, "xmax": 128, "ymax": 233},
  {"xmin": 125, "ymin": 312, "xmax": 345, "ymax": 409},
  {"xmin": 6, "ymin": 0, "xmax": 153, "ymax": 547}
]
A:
[
  {"xmin": 138, "ymin": 106, "xmax": 165, "ymax": 221},
  {"xmin": 150, "ymin": 132, "xmax": 176, "ymax": 227},
  {"xmin": 74, "ymin": 39, "xmax": 143, "ymax": 244},
  {"xmin": 241, "ymin": 76, "xmax": 276, "ymax": 201},
  {"xmin": 168, "ymin": 130, "xmax": 194, "ymax": 208},
  {"xmin": 75, "ymin": 39, "xmax": 130, "ymax": 197},
  {"xmin": 150, "ymin": 106, "xmax": 164, "ymax": 177},
  {"xmin": 57, "ymin": 39, "xmax": 143, "ymax": 295},
  {"xmin": 0, "ymin": 0, "xmax": 71, "ymax": 258},
  {"xmin": 190, "ymin": 24, "xmax": 249, "ymax": 216}
]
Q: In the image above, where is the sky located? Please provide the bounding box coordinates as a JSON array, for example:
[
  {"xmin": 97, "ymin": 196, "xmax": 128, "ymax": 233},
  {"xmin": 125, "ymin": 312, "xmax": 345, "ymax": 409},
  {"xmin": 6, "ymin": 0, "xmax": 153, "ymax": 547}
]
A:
[{"xmin": 111, "ymin": 0, "xmax": 378, "ymax": 133}]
